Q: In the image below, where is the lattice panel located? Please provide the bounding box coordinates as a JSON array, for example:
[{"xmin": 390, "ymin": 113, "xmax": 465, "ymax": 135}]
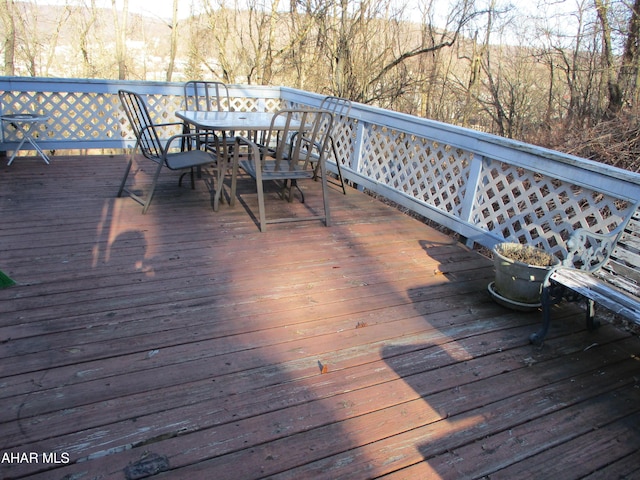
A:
[
  {"xmin": 1, "ymin": 90, "xmax": 284, "ymax": 145},
  {"xmin": 329, "ymin": 117, "xmax": 356, "ymax": 169},
  {"xmin": 245, "ymin": 97, "xmax": 283, "ymax": 112},
  {"xmin": 3, "ymin": 81, "xmax": 637, "ymax": 255},
  {"xmin": 143, "ymin": 94, "xmax": 184, "ymax": 138},
  {"xmin": 360, "ymin": 124, "xmax": 472, "ymax": 216},
  {"xmin": 2, "ymin": 90, "xmax": 136, "ymax": 143},
  {"xmin": 272, "ymin": 99, "xmax": 355, "ymax": 169},
  {"xmin": 472, "ymin": 159, "xmax": 632, "ymax": 255}
]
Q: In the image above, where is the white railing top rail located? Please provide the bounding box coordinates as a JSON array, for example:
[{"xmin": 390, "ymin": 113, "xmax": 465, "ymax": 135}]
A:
[
  {"xmin": 0, "ymin": 77, "xmax": 283, "ymax": 151},
  {"xmin": 2, "ymin": 76, "xmax": 639, "ymax": 254},
  {"xmin": 280, "ymin": 87, "xmax": 640, "ymax": 254}
]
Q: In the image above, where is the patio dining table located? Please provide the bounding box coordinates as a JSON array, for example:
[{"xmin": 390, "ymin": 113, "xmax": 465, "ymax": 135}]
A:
[
  {"xmin": 175, "ymin": 110, "xmax": 293, "ymax": 132},
  {"xmin": 175, "ymin": 110, "xmax": 302, "ymax": 210}
]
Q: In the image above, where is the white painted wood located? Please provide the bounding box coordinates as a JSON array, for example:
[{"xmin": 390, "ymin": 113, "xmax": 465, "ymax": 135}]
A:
[{"xmin": 2, "ymin": 77, "xmax": 639, "ymax": 254}]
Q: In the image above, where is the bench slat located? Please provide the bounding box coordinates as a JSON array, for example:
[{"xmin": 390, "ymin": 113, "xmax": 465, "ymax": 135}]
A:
[
  {"xmin": 602, "ymin": 221, "xmax": 640, "ymax": 290},
  {"xmin": 551, "ymin": 269, "xmax": 640, "ymax": 322},
  {"xmin": 595, "ymin": 267, "xmax": 639, "ymax": 297},
  {"xmin": 618, "ymin": 233, "xmax": 640, "ymax": 252}
]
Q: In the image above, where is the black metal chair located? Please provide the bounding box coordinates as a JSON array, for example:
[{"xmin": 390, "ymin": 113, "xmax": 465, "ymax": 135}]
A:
[
  {"xmin": 117, "ymin": 89, "xmax": 218, "ymax": 213},
  {"xmin": 182, "ymin": 80, "xmax": 236, "ymax": 150},
  {"xmin": 315, "ymin": 96, "xmax": 352, "ymax": 194},
  {"xmin": 183, "ymin": 80, "xmax": 231, "ymax": 112}
]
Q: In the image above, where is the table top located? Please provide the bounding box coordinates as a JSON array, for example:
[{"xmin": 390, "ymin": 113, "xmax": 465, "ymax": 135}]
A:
[
  {"xmin": 1, "ymin": 113, "xmax": 49, "ymax": 122},
  {"xmin": 175, "ymin": 110, "xmax": 294, "ymax": 131}
]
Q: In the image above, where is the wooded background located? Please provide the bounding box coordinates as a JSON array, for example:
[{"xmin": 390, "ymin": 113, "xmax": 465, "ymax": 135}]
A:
[{"xmin": 1, "ymin": 0, "xmax": 639, "ymax": 172}]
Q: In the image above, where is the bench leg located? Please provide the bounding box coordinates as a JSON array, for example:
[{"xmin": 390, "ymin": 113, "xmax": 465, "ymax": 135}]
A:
[
  {"xmin": 530, "ymin": 283, "xmax": 553, "ymax": 346},
  {"xmin": 585, "ymin": 299, "xmax": 600, "ymax": 331}
]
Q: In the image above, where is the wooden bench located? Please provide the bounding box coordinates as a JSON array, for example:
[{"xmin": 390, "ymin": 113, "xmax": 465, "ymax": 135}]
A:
[{"xmin": 530, "ymin": 205, "xmax": 640, "ymax": 345}]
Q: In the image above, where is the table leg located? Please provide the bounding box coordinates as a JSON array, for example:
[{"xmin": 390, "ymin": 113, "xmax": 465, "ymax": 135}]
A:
[
  {"xmin": 26, "ymin": 135, "xmax": 51, "ymax": 164},
  {"xmin": 4, "ymin": 120, "xmax": 50, "ymax": 165},
  {"xmin": 7, "ymin": 137, "xmax": 28, "ymax": 166}
]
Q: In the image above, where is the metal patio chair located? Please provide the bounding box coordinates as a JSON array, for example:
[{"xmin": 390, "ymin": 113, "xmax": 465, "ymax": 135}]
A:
[
  {"xmin": 182, "ymin": 81, "xmax": 236, "ymax": 152},
  {"xmin": 315, "ymin": 96, "xmax": 352, "ymax": 194},
  {"xmin": 117, "ymin": 89, "xmax": 218, "ymax": 213},
  {"xmin": 183, "ymin": 80, "xmax": 231, "ymax": 113},
  {"xmin": 230, "ymin": 109, "xmax": 334, "ymax": 232}
]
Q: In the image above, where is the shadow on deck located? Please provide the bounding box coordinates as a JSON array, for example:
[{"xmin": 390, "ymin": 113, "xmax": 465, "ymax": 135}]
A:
[{"xmin": 0, "ymin": 154, "xmax": 639, "ymax": 479}]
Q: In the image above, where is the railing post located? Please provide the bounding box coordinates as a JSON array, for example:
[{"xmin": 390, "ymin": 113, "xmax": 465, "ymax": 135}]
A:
[
  {"xmin": 350, "ymin": 120, "xmax": 367, "ymax": 191},
  {"xmin": 459, "ymin": 154, "xmax": 485, "ymax": 247}
]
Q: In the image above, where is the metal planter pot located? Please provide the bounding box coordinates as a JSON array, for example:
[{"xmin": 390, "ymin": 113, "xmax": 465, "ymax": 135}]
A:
[{"xmin": 489, "ymin": 242, "xmax": 560, "ymax": 310}]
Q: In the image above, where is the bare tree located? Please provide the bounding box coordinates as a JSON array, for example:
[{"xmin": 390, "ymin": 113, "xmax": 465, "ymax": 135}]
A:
[
  {"xmin": 111, "ymin": 0, "xmax": 129, "ymax": 80},
  {"xmin": 594, "ymin": 0, "xmax": 620, "ymax": 115},
  {"xmin": 535, "ymin": 0, "xmax": 599, "ymax": 126},
  {"xmin": 11, "ymin": 0, "xmax": 640, "ymax": 150},
  {"xmin": 310, "ymin": 0, "xmax": 482, "ymax": 106},
  {"xmin": 75, "ymin": 0, "xmax": 100, "ymax": 78},
  {"xmin": 6, "ymin": 0, "xmax": 71, "ymax": 76},
  {"xmin": 166, "ymin": 0, "xmax": 179, "ymax": 81},
  {"xmin": 193, "ymin": 0, "xmax": 251, "ymax": 83},
  {"xmin": 617, "ymin": 0, "xmax": 640, "ymax": 107},
  {"xmin": 0, "ymin": 0, "xmax": 16, "ymax": 76}
]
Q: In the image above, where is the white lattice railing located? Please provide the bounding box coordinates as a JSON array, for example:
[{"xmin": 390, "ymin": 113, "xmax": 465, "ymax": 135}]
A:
[
  {"xmin": 0, "ymin": 78, "xmax": 284, "ymax": 150},
  {"xmin": 2, "ymin": 77, "xmax": 639, "ymax": 255}
]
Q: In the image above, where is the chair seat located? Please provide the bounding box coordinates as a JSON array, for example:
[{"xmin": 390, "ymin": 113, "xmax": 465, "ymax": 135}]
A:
[
  {"xmin": 239, "ymin": 158, "xmax": 315, "ymax": 181},
  {"xmin": 165, "ymin": 149, "xmax": 215, "ymax": 170}
]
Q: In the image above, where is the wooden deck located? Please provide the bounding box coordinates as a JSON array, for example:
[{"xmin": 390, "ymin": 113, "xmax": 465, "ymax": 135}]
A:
[{"xmin": 1, "ymin": 154, "xmax": 639, "ymax": 480}]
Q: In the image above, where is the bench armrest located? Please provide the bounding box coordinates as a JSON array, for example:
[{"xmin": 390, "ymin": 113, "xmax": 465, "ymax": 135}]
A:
[{"xmin": 563, "ymin": 206, "xmax": 637, "ymax": 272}]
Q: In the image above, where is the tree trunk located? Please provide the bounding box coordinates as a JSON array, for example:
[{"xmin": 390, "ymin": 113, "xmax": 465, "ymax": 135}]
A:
[
  {"xmin": 112, "ymin": 0, "xmax": 128, "ymax": 80},
  {"xmin": 618, "ymin": 0, "xmax": 640, "ymax": 107},
  {"xmin": 78, "ymin": 0, "xmax": 98, "ymax": 78},
  {"xmin": 0, "ymin": 0, "xmax": 15, "ymax": 76},
  {"xmin": 261, "ymin": 0, "xmax": 279, "ymax": 85},
  {"xmin": 334, "ymin": 0, "xmax": 349, "ymax": 97},
  {"xmin": 166, "ymin": 0, "xmax": 179, "ymax": 82},
  {"xmin": 462, "ymin": 30, "xmax": 482, "ymax": 127},
  {"xmin": 595, "ymin": 0, "xmax": 622, "ymax": 115}
]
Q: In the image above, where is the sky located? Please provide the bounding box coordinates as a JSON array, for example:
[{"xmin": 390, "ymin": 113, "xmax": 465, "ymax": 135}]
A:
[
  {"xmin": 37, "ymin": 0, "xmax": 195, "ymax": 20},
  {"xmin": 35, "ymin": 0, "xmax": 497, "ymax": 20},
  {"xmin": 35, "ymin": 0, "xmax": 580, "ymax": 30}
]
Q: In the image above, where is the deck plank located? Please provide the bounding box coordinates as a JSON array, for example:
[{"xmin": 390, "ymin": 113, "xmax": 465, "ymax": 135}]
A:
[{"xmin": 1, "ymin": 154, "xmax": 639, "ymax": 479}]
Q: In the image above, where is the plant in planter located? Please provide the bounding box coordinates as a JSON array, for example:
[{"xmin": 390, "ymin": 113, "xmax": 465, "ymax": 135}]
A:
[{"xmin": 488, "ymin": 242, "xmax": 560, "ymax": 311}]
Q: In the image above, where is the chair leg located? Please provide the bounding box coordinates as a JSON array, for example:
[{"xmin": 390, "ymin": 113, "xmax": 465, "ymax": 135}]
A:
[
  {"xmin": 256, "ymin": 177, "xmax": 267, "ymax": 232},
  {"xmin": 229, "ymin": 151, "xmax": 240, "ymax": 208},
  {"xmin": 117, "ymin": 159, "xmax": 133, "ymax": 197},
  {"xmin": 319, "ymin": 161, "xmax": 331, "ymax": 227},
  {"xmin": 331, "ymin": 139, "xmax": 347, "ymax": 195},
  {"xmin": 313, "ymin": 138, "xmax": 347, "ymax": 195},
  {"xmin": 178, "ymin": 167, "xmax": 197, "ymax": 189},
  {"xmin": 141, "ymin": 161, "xmax": 164, "ymax": 214},
  {"xmin": 286, "ymin": 180, "xmax": 305, "ymax": 203},
  {"xmin": 213, "ymin": 162, "xmax": 227, "ymax": 212}
]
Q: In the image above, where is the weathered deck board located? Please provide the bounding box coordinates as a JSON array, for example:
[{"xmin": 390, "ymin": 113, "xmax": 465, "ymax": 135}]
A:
[{"xmin": 0, "ymin": 154, "xmax": 639, "ymax": 479}]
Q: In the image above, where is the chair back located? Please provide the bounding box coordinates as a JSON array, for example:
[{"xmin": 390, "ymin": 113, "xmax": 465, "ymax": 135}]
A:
[
  {"xmin": 118, "ymin": 90, "xmax": 163, "ymax": 161},
  {"xmin": 319, "ymin": 96, "xmax": 352, "ymax": 121},
  {"xmin": 184, "ymin": 81, "xmax": 231, "ymax": 112},
  {"xmin": 261, "ymin": 109, "xmax": 333, "ymax": 174},
  {"xmin": 319, "ymin": 96, "xmax": 351, "ymax": 142}
]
